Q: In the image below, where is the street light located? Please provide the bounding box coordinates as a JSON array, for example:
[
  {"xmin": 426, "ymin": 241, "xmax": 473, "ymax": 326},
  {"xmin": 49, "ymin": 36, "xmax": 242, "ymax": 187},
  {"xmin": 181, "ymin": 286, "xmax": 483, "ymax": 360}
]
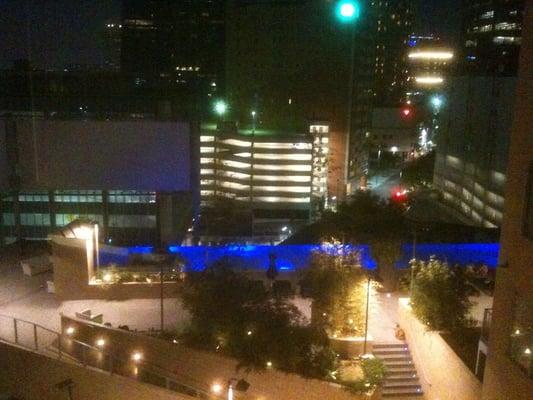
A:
[
  {"xmin": 251, "ymin": 110, "xmax": 257, "ymax": 133},
  {"xmin": 214, "ymin": 100, "xmax": 228, "ymax": 117},
  {"xmin": 336, "ymin": 0, "xmax": 361, "ymax": 23},
  {"xmin": 334, "ymin": 0, "xmax": 361, "ymax": 194},
  {"xmin": 430, "ymin": 95, "xmax": 443, "ymax": 111},
  {"xmin": 363, "ymin": 271, "xmax": 383, "ymax": 354}
]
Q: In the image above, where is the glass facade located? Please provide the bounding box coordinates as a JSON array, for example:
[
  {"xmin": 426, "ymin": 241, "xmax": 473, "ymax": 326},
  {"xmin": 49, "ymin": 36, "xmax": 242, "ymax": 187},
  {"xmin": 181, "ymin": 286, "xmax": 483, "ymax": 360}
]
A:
[{"xmin": 0, "ymin": 190, "xmax": 158, "ymax": 246}]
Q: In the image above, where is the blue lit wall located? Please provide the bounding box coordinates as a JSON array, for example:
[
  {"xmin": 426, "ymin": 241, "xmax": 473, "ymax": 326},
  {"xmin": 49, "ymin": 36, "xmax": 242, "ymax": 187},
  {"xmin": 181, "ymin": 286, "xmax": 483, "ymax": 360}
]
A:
[
  {"xmin": 168, "ymin": 244, "xmax": 376, "ymax": 272},
  {"xmin": 396, "ymin": 243, "xmax": 499, "ymax": 269},
  {"xmin": 112, "ymin": 243, "xmax": 500, "ymax": 272}
]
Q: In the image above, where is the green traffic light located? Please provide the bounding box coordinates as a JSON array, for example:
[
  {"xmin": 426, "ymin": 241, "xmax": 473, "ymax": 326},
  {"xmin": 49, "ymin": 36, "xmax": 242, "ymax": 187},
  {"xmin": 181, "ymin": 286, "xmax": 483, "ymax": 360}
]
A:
[{"xmin": 336, "ymin": 0, "xmax": 360, "ymax": 23}]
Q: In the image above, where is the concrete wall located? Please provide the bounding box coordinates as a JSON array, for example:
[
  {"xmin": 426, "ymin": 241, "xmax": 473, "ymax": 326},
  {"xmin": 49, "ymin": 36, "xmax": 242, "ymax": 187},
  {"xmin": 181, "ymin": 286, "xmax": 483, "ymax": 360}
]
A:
[
  {"xmin": 0, "ymin": 342, "xmax": 192, "ymax": 400},
  {"xmin": 398, "ymin": 298, "xmax": 482, "ymax": 400},
  {"xmin": 51, "ymin": 236, "xmax": 179, "ymax": 301},
  {"xmin": 482, "ymin": 2, "xmax": 533, "ymax": 398},
  {"xmin": 6, "ymin": 118, "xmax": 192, "ymax": 192},
  {"xmin": 60, "ymin": 315, "xmax": 370, "ymax": 400}
]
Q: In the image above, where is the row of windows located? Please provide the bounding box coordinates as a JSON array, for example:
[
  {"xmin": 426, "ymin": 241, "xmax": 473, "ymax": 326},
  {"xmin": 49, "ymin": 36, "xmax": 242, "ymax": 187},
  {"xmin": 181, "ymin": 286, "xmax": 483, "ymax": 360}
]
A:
[
  {"xmin": 109, "ymin": 214, "xmax": 156, "ymax": 228},
  {"xmin": 4, "ymin": 191, "xmax": 156, "ymax": 205},
  {"xmin": 1, "ymin": 213, "xmax": 155, "ymax": 229}
]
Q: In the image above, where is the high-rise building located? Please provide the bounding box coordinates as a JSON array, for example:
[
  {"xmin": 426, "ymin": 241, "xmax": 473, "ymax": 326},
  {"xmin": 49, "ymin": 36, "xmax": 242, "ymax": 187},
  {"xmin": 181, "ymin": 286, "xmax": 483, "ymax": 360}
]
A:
[
  {"xmin": 461, "ymin": 0, "xmax": 525, "ymax": 75},
  {"xmin": 370, "ymin": 0, "xmax": 415, "ymax": 106},
  {"xmin": 433, "ymin": 76, "xmax": 516, "ymax": 228},
  {"xmin": 405, "ymin": 36, "xmax": 454, "ymax": 104},
  {"xmin": 120, "ymin": 0, "xmax": 225, "ymax": 110},
  {"xmin": 480, "ymin": 0, "xmax": 532, "ymax": 395}
]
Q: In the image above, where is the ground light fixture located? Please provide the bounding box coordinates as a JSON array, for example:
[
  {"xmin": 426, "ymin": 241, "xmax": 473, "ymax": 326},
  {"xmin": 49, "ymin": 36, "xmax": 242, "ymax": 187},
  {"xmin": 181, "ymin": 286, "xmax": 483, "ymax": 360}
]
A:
[
  {"xmin": 96, "ymin": 338, "xmax": 105, "ymax": 347},
  {"xmin": 65, "ymin": 327, "xmax": 75, "ymax": 336},
  {"xmin": 132, "ymin": 351, "xmax": 143, "ymax": 362},
  {"xmin": 211, "ymin": 383, "xmax": 223, "ymax": 394}
]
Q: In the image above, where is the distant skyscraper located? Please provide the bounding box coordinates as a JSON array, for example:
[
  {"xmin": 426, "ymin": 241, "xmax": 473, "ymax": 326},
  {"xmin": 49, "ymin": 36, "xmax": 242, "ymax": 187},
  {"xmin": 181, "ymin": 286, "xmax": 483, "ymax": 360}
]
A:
[
  {"xmin": 120, "ymin": 0, "xmax": 225, "ymax": 103},
  {"xmin": 461, "ymin": 0, "xmax": 525, "ymax": 75},
  {"xmin": 370, "ymin": 0, "xmax": 414, "ymax": 106}
]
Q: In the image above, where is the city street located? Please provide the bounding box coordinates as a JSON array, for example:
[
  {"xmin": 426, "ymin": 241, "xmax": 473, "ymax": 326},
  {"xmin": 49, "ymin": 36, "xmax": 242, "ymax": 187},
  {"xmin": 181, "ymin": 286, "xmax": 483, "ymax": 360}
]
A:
[{"xmin": 368, "ymin": 169, "xmax": 402, "ymax": 200}]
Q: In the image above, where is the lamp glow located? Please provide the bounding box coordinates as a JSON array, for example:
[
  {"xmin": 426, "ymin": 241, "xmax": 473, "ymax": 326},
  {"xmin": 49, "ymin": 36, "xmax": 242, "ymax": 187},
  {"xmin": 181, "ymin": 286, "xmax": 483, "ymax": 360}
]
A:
[
  {"xmin": 336, "ymin": 1, "xmax": 360, "ymax": 22},
  {"xmin": 214, "ymin": 100, "xmax": 228, "ymax": 116},
  {"xmin": 132, "ymin": 352, "xmax": 143, "ymax": 362},
  {"xmin": 96, "ymin": 338, "xmax": 105, "ymax": 347},
  {"xmin": 211, "ymin": 383, "xmax": 223, "ymax": 394},
  {"xmin": 66, "ymin": 327, "xmax": 75, "ymax": 336},
  {"xmin": 415, "ymin": 76, "xmax": 444, "ymax": 85},
  {"xmin": 408, "ymin": 51, "xmax": 454, "ymax": 60},
  {"xmin": 431, "ymin": 96, "xmax": 443, "ymax": 109},
  {"xmin": 266, "ymin": 361, "xmax": 273, "ymax": 368}
]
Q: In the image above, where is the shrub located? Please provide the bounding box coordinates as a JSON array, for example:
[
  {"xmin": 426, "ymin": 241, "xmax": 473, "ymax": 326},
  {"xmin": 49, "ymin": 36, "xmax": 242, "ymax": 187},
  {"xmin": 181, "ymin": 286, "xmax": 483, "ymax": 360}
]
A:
[
  {"xmin": 410, "ymin": 257, "xmax": 474, "ymax": 332},
  {"xmin": 341, "ymin": 357, "xmax": 387, "ymax": 395}
]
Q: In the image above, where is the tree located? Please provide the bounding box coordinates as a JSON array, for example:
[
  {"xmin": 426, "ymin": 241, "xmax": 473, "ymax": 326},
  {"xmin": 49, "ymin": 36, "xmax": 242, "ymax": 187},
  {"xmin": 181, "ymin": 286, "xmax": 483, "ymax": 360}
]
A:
[
  {"xmin": 410, "ymin": 257, "xmax": 474, "ymax": 332},
  {"xmin": 301, "ymin": 243, "xmax": 369, "ymax": 337},
  {"xmin": 178, "ymin": 265, "xmax": 337, "ymax": 378}
]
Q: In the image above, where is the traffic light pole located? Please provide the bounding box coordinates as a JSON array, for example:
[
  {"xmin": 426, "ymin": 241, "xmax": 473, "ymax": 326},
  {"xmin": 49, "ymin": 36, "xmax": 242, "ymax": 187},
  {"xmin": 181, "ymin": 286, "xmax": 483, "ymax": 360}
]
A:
[{"xmin": 344, "ymin": 24, "xmax": 356, "ymax": 192}]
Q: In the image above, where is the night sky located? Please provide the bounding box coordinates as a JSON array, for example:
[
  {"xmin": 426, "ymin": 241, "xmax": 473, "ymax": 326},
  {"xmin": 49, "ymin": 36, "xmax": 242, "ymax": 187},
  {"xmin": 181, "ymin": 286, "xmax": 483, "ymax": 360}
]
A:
[{"xmin": 0, "ymin": 0, "xmax": 461, "ymax": 70}]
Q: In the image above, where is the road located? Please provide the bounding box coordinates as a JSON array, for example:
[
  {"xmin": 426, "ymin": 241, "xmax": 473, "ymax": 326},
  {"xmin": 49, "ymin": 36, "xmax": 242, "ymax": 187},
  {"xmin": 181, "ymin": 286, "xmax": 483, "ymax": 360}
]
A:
[{"xmin": 368, "ymin": 169, "xmax": 402, "ymax": 200}]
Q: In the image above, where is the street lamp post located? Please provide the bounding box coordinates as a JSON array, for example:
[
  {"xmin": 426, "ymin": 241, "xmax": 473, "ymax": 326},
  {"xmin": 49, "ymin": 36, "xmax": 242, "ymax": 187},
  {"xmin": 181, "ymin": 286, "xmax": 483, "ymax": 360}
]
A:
[
  {"xmin": 363, "ymin": 275, "xmax": 371, "ymax": 354},
  {"xmin": 363, "ymin": 272, "xmax": 382, "ymax": 355},
  {"xmin": 251, "ymin": 110, "xmax": 257, "ymax": 133}
]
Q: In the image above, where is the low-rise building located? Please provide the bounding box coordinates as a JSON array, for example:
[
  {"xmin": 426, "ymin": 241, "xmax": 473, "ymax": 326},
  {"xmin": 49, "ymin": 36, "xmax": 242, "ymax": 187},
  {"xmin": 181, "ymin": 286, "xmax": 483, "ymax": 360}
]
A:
[{"xmin": 0, "ymin": 115, "xmax": 197, "ymax": 246}]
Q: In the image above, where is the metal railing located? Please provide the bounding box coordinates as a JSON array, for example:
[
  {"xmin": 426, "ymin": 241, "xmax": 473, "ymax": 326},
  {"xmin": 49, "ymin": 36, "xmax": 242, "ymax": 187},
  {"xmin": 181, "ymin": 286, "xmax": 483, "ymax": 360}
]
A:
[{"xmin": 0, "ymin": 314, "xmax": 225, "ymax": 399}]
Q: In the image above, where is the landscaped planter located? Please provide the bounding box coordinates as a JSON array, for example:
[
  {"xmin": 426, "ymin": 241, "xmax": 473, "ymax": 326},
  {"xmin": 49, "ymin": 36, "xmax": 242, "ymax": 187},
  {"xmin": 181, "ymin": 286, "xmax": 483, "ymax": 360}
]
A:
[{"xmin": 330, "ymin": 336, "xmax": 373, "ymax": 358}]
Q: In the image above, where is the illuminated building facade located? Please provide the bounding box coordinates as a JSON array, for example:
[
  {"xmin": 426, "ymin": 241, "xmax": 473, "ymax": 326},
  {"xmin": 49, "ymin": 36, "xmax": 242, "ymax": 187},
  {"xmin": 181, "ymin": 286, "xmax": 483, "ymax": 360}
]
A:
[
  {"xmin": 433, "ymin": 76, "xmax": 516, "ymax": 228},
  {"xmin": 405, "ymin": 38, "xmax": 454, "ymax": 103},
  {"xmin": 461, "ymin": 0, "xmax": 525, "ymax": 76},
  {"xmin": 199, "ymin": 122, "xmax": 330, "ymax": 240}
]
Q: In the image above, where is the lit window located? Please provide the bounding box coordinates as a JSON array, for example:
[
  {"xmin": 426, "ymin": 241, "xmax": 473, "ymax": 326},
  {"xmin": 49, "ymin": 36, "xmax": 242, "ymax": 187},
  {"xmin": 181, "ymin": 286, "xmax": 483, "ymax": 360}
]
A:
[{"xmin": 480, "ymin": 10, "xmax": 494, "ymax": 19}]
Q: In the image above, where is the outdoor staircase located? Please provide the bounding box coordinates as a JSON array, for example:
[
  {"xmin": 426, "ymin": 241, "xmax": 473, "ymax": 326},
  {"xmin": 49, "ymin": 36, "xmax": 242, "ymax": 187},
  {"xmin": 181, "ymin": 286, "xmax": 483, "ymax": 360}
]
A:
[{"xmin": 373, "ymin": 342, "xmax": 423, "ymax": 398}]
